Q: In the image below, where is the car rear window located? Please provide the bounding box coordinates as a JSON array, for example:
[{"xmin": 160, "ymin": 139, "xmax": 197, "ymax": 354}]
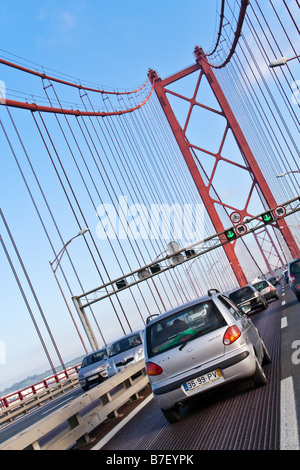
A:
[
  {"xmin": 146, "ymin": 300, "xmax": 226, "ymax": 358},
  {"xmin": 229, "ymin": 286, "xmax": 254, "ymax": 303},
  {"xmin": 290, "ymin": 261, "xmax": 300, "ymax": 274},
  {"xmin": 253, "ymin": 281, "xmax": 268, "ymax": 290}
]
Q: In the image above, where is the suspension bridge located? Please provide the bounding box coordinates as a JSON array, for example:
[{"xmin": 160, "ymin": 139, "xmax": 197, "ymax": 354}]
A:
[{"xmin": 0, "ymin": 0, "xmax": 299, "ymax": 384}]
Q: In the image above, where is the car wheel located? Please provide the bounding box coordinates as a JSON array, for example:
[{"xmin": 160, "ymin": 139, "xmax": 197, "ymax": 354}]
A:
[
  {"xmin": 252, "ymin": 356, "xmax": 267, "ymax": 387},
  {"xmin": 296, "ymin": 294, "xmax": 300, "ymax": 303},
  {"xmin": 261, "ymin": 340, "xmax": 271, "ymax": 365},
  {"xmin": 82, "ymin": 385, "xmax": 89, "ymax": 391},
  {"xmin": 161, "ymin": 407, "xmax": 181, "ymax": 423}
]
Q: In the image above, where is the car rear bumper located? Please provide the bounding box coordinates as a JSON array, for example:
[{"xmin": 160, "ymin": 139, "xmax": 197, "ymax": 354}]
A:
[
  {"xmin": 261, "ymin": 290, "xmax": 279, "ymax": 301},
  {"xmin": 290, "ymin": 282, "xmax": 300, "ymax": 296},
  {"xmin": 152, "ymin": 347, "xmax": 256, "ymax": 410},
  {"xmin": 238, "ymin": 298, "xmax": 263, "ymax": 311}
]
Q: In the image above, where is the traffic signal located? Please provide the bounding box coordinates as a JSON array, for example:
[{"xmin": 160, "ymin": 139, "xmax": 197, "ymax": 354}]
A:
[
  {"xmin": 224, "ymin": 228, "xmax": 237, "ymax": 241},
  {"xmin": 261, "ymin": 211, "xmax": 274, "ymax": 224}
]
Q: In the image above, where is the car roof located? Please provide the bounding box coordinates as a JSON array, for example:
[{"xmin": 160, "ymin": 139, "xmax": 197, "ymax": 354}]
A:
[
  {"xmin": 146, "ymin": 294, "xmax": 212, "ymax": 326},
  {"xmin": 110, "ymin": 329, "xmax": 143, "ymax": 345},
  {"xmin": 84, "ymin": 347, "xmax": 107, "ymax": 358},
  {"xmin": 288, "ymin": 258, "xmax": 300, "ymax": 266},
  {"xmin": 229, "ymin": 284, "xmax": 253, "ymax": 294}
]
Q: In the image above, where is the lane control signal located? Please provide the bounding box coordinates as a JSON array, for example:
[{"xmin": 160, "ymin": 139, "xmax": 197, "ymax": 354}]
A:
[
  {"xmin": 225, "ymin": 229, "xmax": 237, "ymax": 241},
  {"xmin": 261, "ymin": 211, "xmax": 274, "ymax": 224}
]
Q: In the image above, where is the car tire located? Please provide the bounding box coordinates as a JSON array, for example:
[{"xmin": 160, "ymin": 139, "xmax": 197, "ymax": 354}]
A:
[
  {"xmin": 252, "ymin": 356, "xmax": 267, "ymax": 387},
  {"xmin": 161, "ymin": 407, "xmax": 181, "ymax": 423},
  {"xmin": 261, "ymin": 340, "xmax": 271, "ymax": 365}
]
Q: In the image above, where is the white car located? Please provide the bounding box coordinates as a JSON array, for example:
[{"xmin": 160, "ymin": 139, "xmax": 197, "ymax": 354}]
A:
[
  {"xmin": 106, "ymin": 330, "xmax": 144, "ymax": 377},
  {"xmin": 252, "ymin": 279, "xmax": 279, "ymax": 302},
  {"xmin": 78, "ymin": 347, "xmax": 108, "ymax": 391}
]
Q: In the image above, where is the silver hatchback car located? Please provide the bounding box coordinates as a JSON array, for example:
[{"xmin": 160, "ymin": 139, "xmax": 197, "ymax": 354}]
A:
[
  {"xmin": 251, "ymin": 279, "xmax": 279, "ymax": 302},
  {"xmin": 78, "ymin": 347, "xmax": 108, "ymax": 391},
  {"xmin": 106, "ymin": 330, "xmax": 144, "ymax": 378},
  {"xmin": 144, "ymin": 290, "xmax": 270, "ymax": 423}
]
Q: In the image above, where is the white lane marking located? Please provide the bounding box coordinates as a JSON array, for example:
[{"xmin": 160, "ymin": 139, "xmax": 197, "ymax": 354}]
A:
[
  {"xmin": 41, "ymin": 397, "xmax": 73, "ymax": 415},
  {"xmin": 280, "ymin": 376, "xmax": 300, "ymax": 450},
  {"xmin": 282, "ymin": 300, "xmax": 286, "ymax": 306},
  {"xmin": 281, "ymin": 317, "xmax": 288, "ymax": 329}
]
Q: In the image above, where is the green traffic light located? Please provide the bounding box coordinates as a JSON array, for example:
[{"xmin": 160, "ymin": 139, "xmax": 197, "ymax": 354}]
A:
[
  {"xmin": 262, "ymin": 211, "xmax": 274, "ymax": 224},
  {"xmin": 225, "ymin": 229, "xmax": 236, "ymax": 240}
]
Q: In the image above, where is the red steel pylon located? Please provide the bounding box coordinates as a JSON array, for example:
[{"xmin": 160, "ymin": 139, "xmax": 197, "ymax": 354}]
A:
[{"xmin": 149, "ymin": 47, "xmax": 299, "ymax": 286}]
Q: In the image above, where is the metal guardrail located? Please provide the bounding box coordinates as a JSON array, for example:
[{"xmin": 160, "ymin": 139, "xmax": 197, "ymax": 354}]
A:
[
  {"xmin": 0, "ymin": 360, "xmax": 149, "ymax": 450},
  {"xmin": 0, "ymin": 365, "xmax": 81, "ymax": 427}
]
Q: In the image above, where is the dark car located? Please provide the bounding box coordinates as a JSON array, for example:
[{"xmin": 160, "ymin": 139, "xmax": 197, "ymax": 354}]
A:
[
  {"xmin": 229, "ymin": 284, "xmax": 268, "ymax": 313},
  {"xmin": 288, "ymin": 259, "xmax": 300, "ymax": 302},
  {"xmin": 268, "ymin": 276, "xmax": 281, "ymax": 286}
]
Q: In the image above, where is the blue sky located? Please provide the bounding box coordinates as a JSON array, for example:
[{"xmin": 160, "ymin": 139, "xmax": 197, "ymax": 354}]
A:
[
  {"xmin": 0, "ymin": 1, "xmax": 218, "ymax": 87},
  {"xmin": 0, "ymin": 1, "xmax": 219, "ymax": 391}
]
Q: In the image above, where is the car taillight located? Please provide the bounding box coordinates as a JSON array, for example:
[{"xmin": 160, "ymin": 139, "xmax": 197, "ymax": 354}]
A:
[
  {"xmin": 290, "ymin": 275, "xmax": 296, "ymax": 283},
  {"xmin": 223, "ymin": 326, "xmax": 241, "ymax": 345},
  {"xmin": 269, "ymin": 285, "xmax": 275, "ymax": 291},
  {"xmin": 145, "ymin": 361, "xmax": 163, "ymax": 376}
]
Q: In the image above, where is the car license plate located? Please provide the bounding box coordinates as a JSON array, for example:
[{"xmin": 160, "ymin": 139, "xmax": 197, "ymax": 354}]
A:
[
  {"xmin": 87, "ymin": 374, "xmax": 99, "ymax": 382},
  {"xmin": 183, "ymin": 369, "xmax": 223, "ymax": 392}
]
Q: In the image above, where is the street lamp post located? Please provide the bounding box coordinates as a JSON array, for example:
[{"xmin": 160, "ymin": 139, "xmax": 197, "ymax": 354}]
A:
[
  {"xmin": 50, "ymin": 228, "xmax": 95, "ymax": 354},
  {"xmin": 276, "ymin": 170, "xmax": 300, "ymax": 178},
  {"xmin": 50, "ymin": 228, "xmax": 89, "ymax": 273},
  {"xmin": 269, "ymin": 55, "xmax": 300, "ymax": 68},
  {"xmin": 185, "ymin": 260, "xmax": 201, "ymax": 298}
]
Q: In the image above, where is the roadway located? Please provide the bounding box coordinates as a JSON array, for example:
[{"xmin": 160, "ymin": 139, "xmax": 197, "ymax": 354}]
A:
[
  {"xmin": 99, "ymin": 282, "xmax": 300, "ymax": 451},
  {"xmin": 0, "ymin": 382, "xmax": 83, "ymax": 444},
  {"xmin": 0, "ymin": 282, "xmax": 299, "ymax": 450}
]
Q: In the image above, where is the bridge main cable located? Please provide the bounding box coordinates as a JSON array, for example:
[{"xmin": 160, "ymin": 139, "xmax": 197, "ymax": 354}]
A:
[{"xmin": 0, "ymin": 57, "xmax": 154, "ymax": 116}]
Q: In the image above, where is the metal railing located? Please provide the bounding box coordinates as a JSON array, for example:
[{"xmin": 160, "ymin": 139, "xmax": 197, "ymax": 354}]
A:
[
  {"xmin": 0, "ymin": 360, "xmax": 149, "ymax": 450},
  {"xmin": 0, "ymin": 365, "xmax": 80, "ymax": 426}
]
